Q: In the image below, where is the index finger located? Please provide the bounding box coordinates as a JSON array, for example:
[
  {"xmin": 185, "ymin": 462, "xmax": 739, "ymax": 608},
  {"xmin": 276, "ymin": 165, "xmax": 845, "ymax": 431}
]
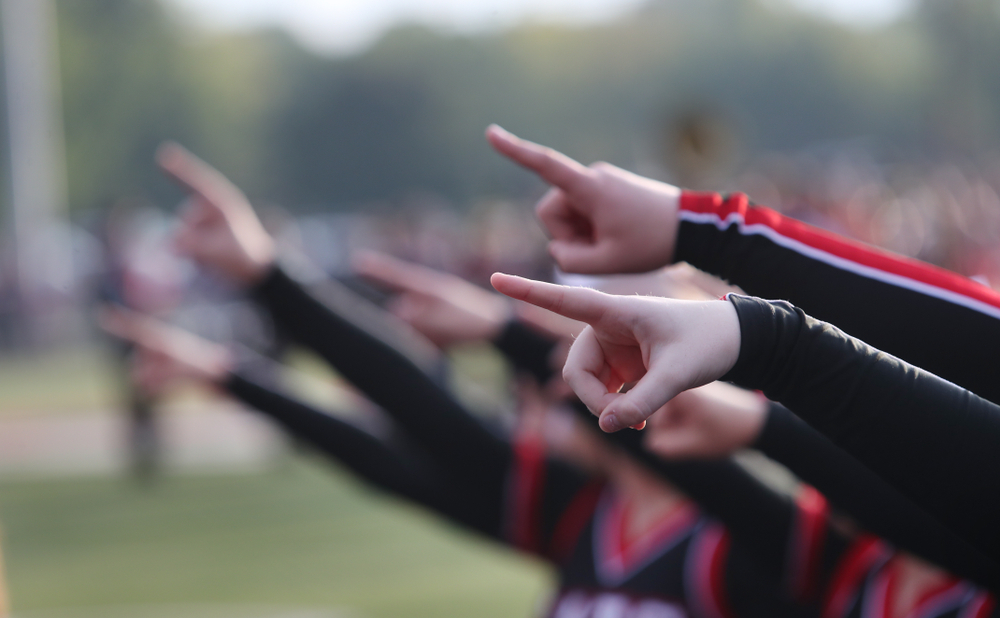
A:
[
  {"xmin": 156, "ymin": 141, "xmax": 244, "ymax": 208},
  {"xmin": 352, "ymin": 251, "xmax": 447, "ymax": 295},
  {"xmin": 486, "ymin": 125, "xmax": 592, "ymax": 191},
  {"xmin": 490, "ymin": 273, "xmax": 611, "ymax": 324},
  {"xmin": 97, "ymin": 306, "xmax": 166, "ymax": 350}
]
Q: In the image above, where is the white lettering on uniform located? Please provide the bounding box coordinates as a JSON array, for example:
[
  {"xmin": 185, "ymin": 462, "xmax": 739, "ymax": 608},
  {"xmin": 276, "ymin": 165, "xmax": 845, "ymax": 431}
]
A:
[{"xmin": 550, "ymin": 591, "xmax": 688, "ymax": 618}]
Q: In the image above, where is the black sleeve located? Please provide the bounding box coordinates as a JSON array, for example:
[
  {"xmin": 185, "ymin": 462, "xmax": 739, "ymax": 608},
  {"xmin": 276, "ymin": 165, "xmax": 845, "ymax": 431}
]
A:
[
  {"xmin": 222, "ymin": 371, "xmax": 506, "ymax": 535},
  {"xmin": 248, "ymin": 265, "xmax": 595, "ymax": 553},
  {"xmin": 675, "ymin": 191, "xmax": 1000, "ymax": 405},
  {"xmin": 755, "ymin": 404, "xmax": 1000, "ymax": 590},
  {"xmin": 723, "ymin": 294, "xmax": 1000, "ymax": 565},
  {"xmin": 249, "ymin": 265, "xmax": 512, "ymax": 497},
  {"xmin": 492, "ymin": 319, "xmax": 559, "ymax": 384}
]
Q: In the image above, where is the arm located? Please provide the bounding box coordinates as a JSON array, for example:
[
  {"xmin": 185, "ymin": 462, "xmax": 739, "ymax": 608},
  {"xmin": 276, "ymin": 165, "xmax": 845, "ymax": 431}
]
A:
[
  {"xmin": 225, "ymin": 369, "xmax": 596, "ymax": 555},
  {"xmin": 354, "ymin": 251, "xmax": 570, "ymax": 384},
  {"xmin": 676, "ymin": 191, "xmax": 1000, "ymax": 404},
  {"xmin": 639, "ymin": 380, "xmax": 1000, "ymax": 590},
  {"xmin": 723, "ymin": 294, "xmax": 1000, "ymax": 564},
  {"xmin": 756, "ymin": 404, "xmax": 1000, "ymax": 590},
  {"xmin": 250, "ymin": 267, "xmax": 604, "ymax": 555},
  {"xmin": 251, "ymin": 266, "xmax": 514, "ymax": 495},
  {"xmin": 223, "ymin": 370, "xmax": 504, "ymax": 537}
]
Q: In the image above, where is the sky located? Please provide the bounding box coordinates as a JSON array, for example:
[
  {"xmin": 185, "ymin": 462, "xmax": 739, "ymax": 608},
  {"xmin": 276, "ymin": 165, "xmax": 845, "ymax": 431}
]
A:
[{"xmin": 166, "ymin": 0, "xmax": 916, "ymax": 55}]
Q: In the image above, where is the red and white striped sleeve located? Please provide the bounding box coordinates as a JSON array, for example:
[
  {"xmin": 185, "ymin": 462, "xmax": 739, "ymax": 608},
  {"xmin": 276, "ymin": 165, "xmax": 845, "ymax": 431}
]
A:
[{"xmin": 676, "ymin": 191, "xmax": 1000, "ymax": 403}]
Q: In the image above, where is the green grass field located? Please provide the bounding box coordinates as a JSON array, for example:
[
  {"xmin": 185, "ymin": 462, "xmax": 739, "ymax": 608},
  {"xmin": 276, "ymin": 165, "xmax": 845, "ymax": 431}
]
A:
[
  {"xmin": 0, "ymin": 344, "xmax": 549, "ymax": 615},
  {"xmin": 0, "ymin": 458, "xmax": 552, "ymax": 617},
  {"xmin": 0, "ymin": 346, "xmax": 120, "ymax": 415}
]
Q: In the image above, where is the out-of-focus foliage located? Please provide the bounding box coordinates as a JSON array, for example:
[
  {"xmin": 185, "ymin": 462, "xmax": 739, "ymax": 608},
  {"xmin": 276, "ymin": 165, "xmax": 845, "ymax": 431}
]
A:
[
  {"xmin": 54, "ymin": 0, "xmax": 297, "ymax": 211},
  {"xmin": 12, "ymin": 0, "xmax": 1000, "ymax": 212}
]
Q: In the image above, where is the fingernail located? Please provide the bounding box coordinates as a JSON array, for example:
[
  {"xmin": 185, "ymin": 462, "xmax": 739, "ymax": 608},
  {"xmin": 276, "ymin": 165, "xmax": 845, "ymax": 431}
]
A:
[
  {"xmin": 600, "ymin": 413, "xmax": 620, "ymax": 432},
  {"xmin": 490, "ymin": 124, "xmax": 514, "ymax": 139}
]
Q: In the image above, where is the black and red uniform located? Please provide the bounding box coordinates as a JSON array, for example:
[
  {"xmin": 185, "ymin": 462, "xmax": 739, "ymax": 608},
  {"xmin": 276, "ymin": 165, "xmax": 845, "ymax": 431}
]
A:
[
  {"xmin": 818, "ymin": 535, "xmax": 995, "ymax": 618},
  {"xmin": 224, "ymin": 266, "xmax": 813, "ymax": 618}
]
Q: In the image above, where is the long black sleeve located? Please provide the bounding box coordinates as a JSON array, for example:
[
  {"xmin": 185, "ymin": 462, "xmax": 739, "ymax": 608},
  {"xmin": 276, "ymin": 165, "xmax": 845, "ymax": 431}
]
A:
[
  {"xmin": 248, "ymin": 265, "xmax": 596, "ymax": 553},
  {"xmin": 250, "ymin": 266, "xmax": 512, "ymax": 495},
  {"xmin": 723, "ymin": 294, "xmax": 1000, "ymax": 565},
  {"xmin": 223, "ymin": 371, "xmax": 503, "ymax": 535},
  {"xmin": 755, "ymin": 404, "xmax": 1000, "ymax": 590},
  {"xmin": 675, "ymin": 191, "xmax": 1000, "ymax": 405}
]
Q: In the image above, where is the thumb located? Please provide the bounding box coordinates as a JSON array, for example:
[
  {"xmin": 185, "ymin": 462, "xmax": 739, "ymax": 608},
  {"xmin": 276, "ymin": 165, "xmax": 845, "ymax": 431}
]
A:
[
  {"xmin": 598, "ymin": 364, "xmax": 682, "ymax": 432},
  {"xmin": 490, "ymin": 273, "xmax": 612, "ymax": 324}
]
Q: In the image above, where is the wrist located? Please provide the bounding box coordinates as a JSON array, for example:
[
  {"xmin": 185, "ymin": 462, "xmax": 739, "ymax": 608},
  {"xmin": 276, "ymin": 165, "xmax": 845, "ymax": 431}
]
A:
[
  {"xmin": 732, "ymin": 391, "xmax": 769, "ymax": 448},
  {"xmin": 198, "ymin": 346, "xmax": 235, "ymax": 384},
  {"xmin": 710, "ymin": 296, "xmax": 742, "ymax": 378},
  {"xmin": 478, "ymin": 298, "xmax": 512, "ymax": 342},
  {"xmin": 235, "ymin": 240, "xmax": 276, "ymax": 286}
]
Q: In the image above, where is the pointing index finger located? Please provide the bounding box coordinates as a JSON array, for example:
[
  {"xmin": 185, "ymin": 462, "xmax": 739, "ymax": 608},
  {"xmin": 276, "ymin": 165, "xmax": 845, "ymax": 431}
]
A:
[
  {"xmin": 486, "ymin": 125, "xmax": 592, "ymax": 192},
  {"xmin": 490, "ymin": 273, "xmax": 610, "ymax": 325},
  {"xmin": 156, "ymin": 141, "xmax": 244, "ymax": 209},
  {"xmin": 353, "ymin": 251, "xmax": 449, "ymax": 296}
]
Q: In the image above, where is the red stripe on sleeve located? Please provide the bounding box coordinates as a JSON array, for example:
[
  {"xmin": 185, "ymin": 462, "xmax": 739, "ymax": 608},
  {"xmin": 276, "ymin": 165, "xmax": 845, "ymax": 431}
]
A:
[
  {"xmin": 786, "ymin": 485, "xmax": 830, "ymax": 602},
  {"xmin": 679, "ymin": 191, "xmax": 1000, "ymax": 317}
]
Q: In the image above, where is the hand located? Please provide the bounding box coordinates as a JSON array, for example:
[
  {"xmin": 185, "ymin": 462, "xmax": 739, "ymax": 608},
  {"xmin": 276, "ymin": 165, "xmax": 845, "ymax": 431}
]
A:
[
  {"xmin": 644, "ymin": 382, "xmax": 767, "ymax": 459},
  {"xmin": 157, "ymin": 142, "xmax": 275, "ymax": 285},
  {"xmin": 486, "ymin": 125, "xmax": 681, "ymax": 274},
  {"xmin": 491, "ymin": 273, "xmax": 741, "ymax": 432},
  {"xmin": 99, "ymin": 307, "xmax": 233, "ymax": 397},
  {"xmin": 353, "ymin": 251, "xmax": 511, "ymax": 348}
]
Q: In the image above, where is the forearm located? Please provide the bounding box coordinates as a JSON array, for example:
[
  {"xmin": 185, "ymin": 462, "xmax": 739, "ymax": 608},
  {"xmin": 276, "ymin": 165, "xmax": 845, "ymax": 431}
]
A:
[
  {"xmin": 249, "ymin": 265, "xmax": 513, "ymax": 488},
  {"xmin": 223, "ymin": 371, "xmax": 504, "ymax": 536},
  {"xmin": 676, "ymin": 191, "xmax": 1000, "ymax": 403},
  {"xmin": 756, "ymin": 404, "xmax": 1000, "ymax": 590},
  {"xmin": 724, "ymin": 294, "xmax": 1000, "ymax": 562}
]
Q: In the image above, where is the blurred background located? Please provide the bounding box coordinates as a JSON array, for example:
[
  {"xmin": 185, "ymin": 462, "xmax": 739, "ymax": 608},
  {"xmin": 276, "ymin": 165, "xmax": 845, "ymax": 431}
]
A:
[{"xmin": 0, "ymin": 0, "xmax": 996, "ymax": 615}]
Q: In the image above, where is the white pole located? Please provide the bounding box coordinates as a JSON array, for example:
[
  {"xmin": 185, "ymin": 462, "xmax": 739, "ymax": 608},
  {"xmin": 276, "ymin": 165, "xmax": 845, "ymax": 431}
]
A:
[{"xmin": 1, "ymin": 0, "xmax": 71, "ymax": 301}]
